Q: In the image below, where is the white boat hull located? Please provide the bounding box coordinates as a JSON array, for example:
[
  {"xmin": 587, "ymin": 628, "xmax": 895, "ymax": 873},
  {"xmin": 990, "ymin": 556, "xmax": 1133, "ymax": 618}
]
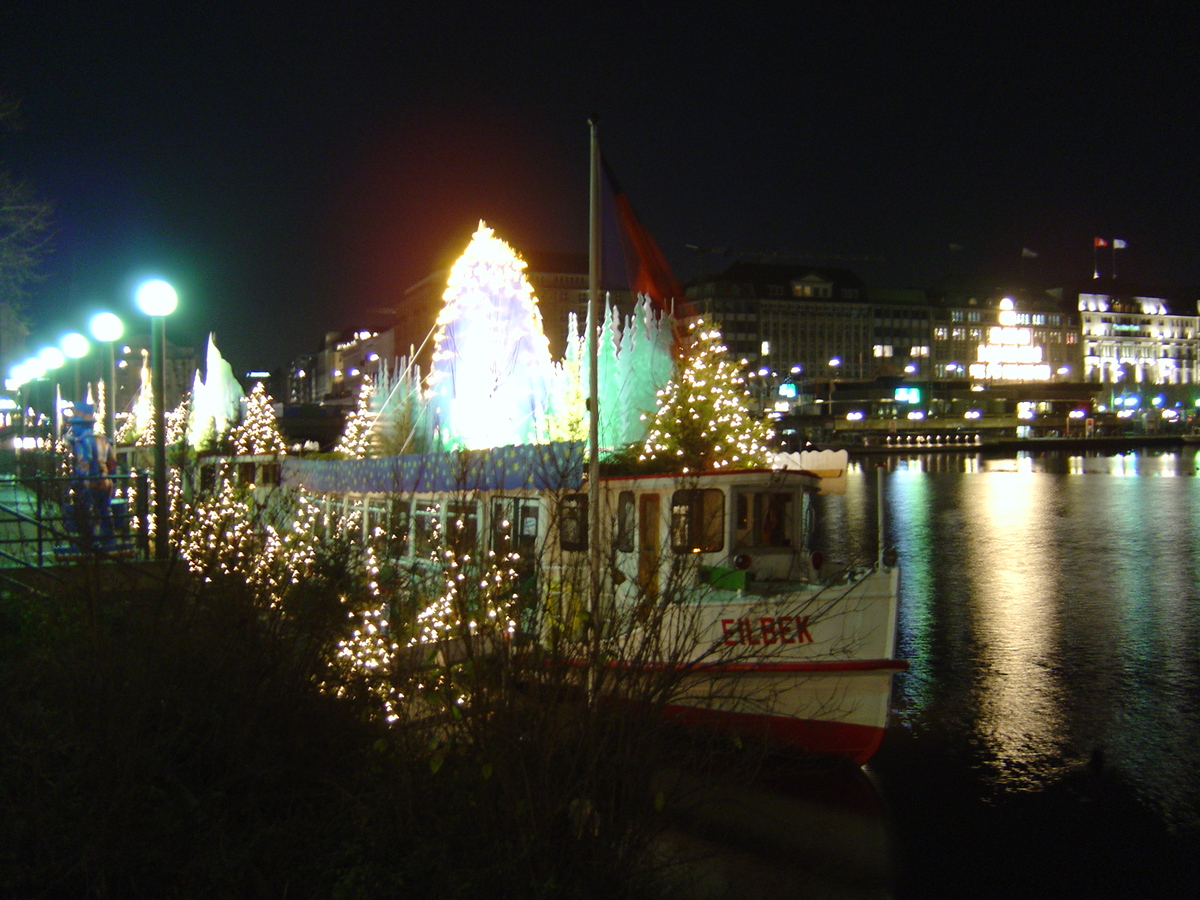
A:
[{"xmin": 612, "ymin": 566, "xmax": 904, "ymax": 763}]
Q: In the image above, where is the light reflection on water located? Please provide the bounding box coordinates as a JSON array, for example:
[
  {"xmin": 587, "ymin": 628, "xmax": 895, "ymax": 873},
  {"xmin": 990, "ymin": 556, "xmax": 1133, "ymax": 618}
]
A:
[{"xmin": 813, "ymin": 448, "xmax": 1200, "ymax": 832}]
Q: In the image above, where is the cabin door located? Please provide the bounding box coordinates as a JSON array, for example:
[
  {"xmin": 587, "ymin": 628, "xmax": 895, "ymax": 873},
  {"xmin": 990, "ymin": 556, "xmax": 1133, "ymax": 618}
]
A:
[{"xmin": 637, "ymin": 493, "xmax": 660, "ymax": 605}]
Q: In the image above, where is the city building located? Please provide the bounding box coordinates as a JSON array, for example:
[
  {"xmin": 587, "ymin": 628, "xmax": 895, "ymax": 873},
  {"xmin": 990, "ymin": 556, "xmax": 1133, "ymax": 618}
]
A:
[
  {"xmin": 688, "ymin": 261, "xmax": 1200, "ymax": 438},
  {"xmin": 274, "ymin": 256, "xmax": 1200, "ymax": 442},
  {"xmin": 114, "ymin": 334, "xmax": 197, "ymax": 416}
]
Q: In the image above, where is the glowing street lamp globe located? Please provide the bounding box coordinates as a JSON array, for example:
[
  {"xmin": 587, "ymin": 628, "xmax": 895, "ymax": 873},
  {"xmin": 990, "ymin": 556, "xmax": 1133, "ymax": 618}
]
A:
[
  {"xmin": 62, "ymin": 332, "xmax": 90, "ymax": 360},
  {"xmin": 136, "ymin": 279, "xmax": 178, "ymax": 317},
  {"xmin": 90, "ymin": 312, "xmax": 124, "ymax": 343},
  {"xmin": 39, "ymin": 347, "xmax": 66, "ymax": 370},
  {"xmin": 24, "ymin": 357, "xmax": 47, "ymax": 379}
]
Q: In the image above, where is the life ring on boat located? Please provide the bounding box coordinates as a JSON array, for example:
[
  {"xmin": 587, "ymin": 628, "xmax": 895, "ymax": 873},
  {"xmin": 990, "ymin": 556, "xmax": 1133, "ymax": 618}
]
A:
[{"xmin": 734, "ymin": 554, "xmax": 752, "ymax": 570}]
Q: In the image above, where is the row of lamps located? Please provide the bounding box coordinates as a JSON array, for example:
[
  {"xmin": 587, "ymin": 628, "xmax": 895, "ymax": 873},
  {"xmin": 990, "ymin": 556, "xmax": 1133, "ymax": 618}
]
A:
[{"xmin": 4, "ymin": 279, "xmax": 178, "ymax": 559}]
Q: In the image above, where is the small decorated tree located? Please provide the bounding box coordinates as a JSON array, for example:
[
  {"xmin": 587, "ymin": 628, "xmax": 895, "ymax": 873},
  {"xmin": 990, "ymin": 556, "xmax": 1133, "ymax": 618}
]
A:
[
  {"xmin": 230, "ymin": 382, "xmax": 287, "ymax": 456},
  {"xmin": 638, "ymin": 318, "xmax": 775, "ymax": 473},
  {"xmin": 335, "ymin": 376, "xmax": 375, "ymax": 459}
]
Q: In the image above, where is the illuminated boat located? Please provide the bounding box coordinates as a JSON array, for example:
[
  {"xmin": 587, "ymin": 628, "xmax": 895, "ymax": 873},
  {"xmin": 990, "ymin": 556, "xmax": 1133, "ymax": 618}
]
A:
[
  {"xmin": 553, "ymin": 464, "xmax": 903, "ymax": 765},
  {"xmin": 284, "ymin": 447, "xmax": 904, "ymax": 764}
]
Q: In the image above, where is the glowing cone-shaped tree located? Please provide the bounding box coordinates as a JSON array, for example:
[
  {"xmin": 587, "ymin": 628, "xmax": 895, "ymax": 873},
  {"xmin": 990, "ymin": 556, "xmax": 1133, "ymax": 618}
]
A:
[
  {"xmin": 639, "ymin": 318, "xmax": 775, "ymax": 472},
  {"xmin": 425, "ymin": 221, "xmax": 554, "ymax": 449}
]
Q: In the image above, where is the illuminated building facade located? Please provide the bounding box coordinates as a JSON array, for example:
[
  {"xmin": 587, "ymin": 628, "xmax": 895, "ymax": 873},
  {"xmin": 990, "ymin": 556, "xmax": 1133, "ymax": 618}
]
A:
[
  {"xmin": 928, "ymin": 289, "xmax": 1080, "ymax": 384},
  {"xmin": 688, "ymin": 263, "xmax": 1083, "ymax": 390},
  {"xmin": 1077, "ymin": 291, "xmax": 1199, "ymax": 388}
]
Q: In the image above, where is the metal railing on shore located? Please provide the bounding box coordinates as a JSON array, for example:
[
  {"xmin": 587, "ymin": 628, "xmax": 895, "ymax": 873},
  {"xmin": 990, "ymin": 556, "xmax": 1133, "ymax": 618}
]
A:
[{"xmin": 0, "ymin": 472, "xmax": 152, "ymax": 577}]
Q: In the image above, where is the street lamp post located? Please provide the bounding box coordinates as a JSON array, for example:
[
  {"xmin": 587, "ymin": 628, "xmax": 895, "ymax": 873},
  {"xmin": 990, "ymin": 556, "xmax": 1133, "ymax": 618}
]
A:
[
  {"xmin": 61, "ymin": 332, "xmax": 90, "ymax": 404},
  {"xmin": 136, "ymin": 280, "xmax": 177, "ymax": 560},
  {"xmin": 90, "ymin": 312, "xmax": 124, "ymax": 446},
  {"xmin": 38, "ymin": 347, "xmax": 66, "ymax": 440}
]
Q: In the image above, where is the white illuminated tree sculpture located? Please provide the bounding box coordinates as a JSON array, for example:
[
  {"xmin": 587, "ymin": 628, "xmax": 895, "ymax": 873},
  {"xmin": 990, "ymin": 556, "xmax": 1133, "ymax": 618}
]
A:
[{"xmin": 425, "ymin": 222, "xmax": 554, "ymax": 450}]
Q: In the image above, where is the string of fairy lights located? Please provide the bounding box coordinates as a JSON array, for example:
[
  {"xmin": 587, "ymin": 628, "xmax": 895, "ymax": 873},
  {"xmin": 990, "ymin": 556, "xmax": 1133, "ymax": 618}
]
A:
[{"xmin": 639, "ymin": 317, "xmax": 776, "ymax": 472}]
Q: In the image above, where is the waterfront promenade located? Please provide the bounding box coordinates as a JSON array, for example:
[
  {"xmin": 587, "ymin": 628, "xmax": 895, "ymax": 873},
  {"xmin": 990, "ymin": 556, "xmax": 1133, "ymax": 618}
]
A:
[{"xmin": 0, "ymin": 475, "xmax": 51, "ymax": 569}]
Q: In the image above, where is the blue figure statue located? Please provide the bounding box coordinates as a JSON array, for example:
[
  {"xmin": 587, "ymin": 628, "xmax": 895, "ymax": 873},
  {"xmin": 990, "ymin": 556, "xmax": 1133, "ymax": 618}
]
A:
[{"xmin": 63, "ymin": 404, "xmax": 118, "ymax": 552}]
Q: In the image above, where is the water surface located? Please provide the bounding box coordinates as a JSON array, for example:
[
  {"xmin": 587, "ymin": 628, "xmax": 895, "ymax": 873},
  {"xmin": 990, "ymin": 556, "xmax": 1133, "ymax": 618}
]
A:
[{"xmin": 811, "ymin": 449, "xmax": 1200, "ymax": 897}]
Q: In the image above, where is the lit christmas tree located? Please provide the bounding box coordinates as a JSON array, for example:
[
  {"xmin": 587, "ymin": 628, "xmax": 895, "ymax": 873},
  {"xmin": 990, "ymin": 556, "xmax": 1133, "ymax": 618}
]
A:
[
  {"xmin": 167, "ymin": 392, "xmax": 191, "ymax": 447},
  {"xmin": 335, "ymin": 376, "xmax": 375, "ymax": 458},
  {"xmin": 425, "ymin": 221, "xmax": 554, "ymax": 450},
  {"xmin": 639, "ymin": 317, "xmax": 775, "ymax": 472},
  {"xmin": 94, "ymin": 379, "xmax": 107, "ymax": 438},
  {"xmin": 230, "ymin": 382, "xmax": 287, "ymax": 456},
  {"xmin": 119, "ymin": 350, "xmax": 155, "ymax": 446}
]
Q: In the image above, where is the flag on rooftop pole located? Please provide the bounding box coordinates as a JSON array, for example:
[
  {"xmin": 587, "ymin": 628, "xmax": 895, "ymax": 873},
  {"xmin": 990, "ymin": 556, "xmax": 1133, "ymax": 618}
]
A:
[
  {"xmin": 1093, "ymin": 237, "xmax": 1107, "ymax": 278},
  {"xmin": 1112, "ymin": 238, "xmax": 1127, "ymax": 278},
  {"xmin": 1021, "ymin": 247, "xmax": 1038, "ymax": 258}
]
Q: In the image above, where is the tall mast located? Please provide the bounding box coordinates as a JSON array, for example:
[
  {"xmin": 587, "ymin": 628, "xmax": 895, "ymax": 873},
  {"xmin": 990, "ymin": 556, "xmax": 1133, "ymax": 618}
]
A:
[{"xmin": 587, "ymin": 118, "xmax": 601, "ymax": 639}]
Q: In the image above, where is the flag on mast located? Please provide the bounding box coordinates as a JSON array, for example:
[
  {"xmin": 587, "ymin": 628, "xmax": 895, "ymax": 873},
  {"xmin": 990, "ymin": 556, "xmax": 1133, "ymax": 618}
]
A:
[
  {"xmin": 1112, "ymin": 239, "xmax": 1127, "ymax": 279},
  {"xmin": 599, "ymin": 157, "xmax": 694, "ymax": 320},
  {"xmin": 1094, "ymin": 237, "xmax": 1108, "ymax": 247}
]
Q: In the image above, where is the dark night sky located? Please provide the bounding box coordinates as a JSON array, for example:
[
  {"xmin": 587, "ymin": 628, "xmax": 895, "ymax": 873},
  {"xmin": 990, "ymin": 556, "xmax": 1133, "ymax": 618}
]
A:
[{"xmin": 4, "ymin": 2, "xmax": 1200, "ymax": 375}]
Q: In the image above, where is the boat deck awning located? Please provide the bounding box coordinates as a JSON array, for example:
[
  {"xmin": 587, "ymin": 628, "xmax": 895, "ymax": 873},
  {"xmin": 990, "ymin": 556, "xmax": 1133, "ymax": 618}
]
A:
[{"xmin": 280, "ymin": 441, "xmax": 585, "ymax": 496}]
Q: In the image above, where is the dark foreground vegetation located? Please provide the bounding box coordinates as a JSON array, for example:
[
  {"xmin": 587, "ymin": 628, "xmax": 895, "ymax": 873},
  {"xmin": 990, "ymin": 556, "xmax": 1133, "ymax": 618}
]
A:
[{"xmin": 0, "ymin": 556, "xmax": 742, "ymax": 899}]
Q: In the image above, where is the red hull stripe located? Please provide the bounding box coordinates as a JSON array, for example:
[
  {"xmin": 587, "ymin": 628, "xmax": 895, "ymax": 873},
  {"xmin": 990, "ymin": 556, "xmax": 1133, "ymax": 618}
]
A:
[
  {"xmin": 661, "ymin": 702, "xmax": 887, "ymax": 765},
  {"xmin": 569, "ymin": 658, "xmax": 908, "ymax": 675}
]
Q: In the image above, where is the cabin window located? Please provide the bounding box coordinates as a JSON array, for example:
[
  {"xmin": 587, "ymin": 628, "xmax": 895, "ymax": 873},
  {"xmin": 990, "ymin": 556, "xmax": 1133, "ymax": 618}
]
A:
[
  {"xmin": 237, "ymin": 462, "xmax": 256, "ymax": 486},
  {"xmin": 735, "ymin": 492, "xmax": 796, "ymax": 549},
  {"xmin": 492, "ymin": 497, "xmax": 539, "ymax": 556},
  {"xmin": 199, "ymin": 464, "xmax": 216, "ymax": 492},
  {"xmin": 389, "ymin": 506, "xmax": 410, "ymax": 557},
  {"xmin": 670, "ymin": 489, "xmax": 725, "ymax": 553},
  {"xmin": 447, "ymin": 501, "xmax": 478, "ymax": 551},
  {"xmin": 616, "ymin": 491, "xmax": 635, "ymax": 553},
  {"xmin": 413, "ymin": 501, "xmax": 441, "ymax": 557},
  {"xmin": 260, "ymin": 463, "xmax": 280, "ymax": 486},
  {"xmin": 559, "ymin": 493, "xmax": 588, "ymax": 551},
  {"xmin": 364, "ymin": 499, "xmax": 389, "ymax": 537}
]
